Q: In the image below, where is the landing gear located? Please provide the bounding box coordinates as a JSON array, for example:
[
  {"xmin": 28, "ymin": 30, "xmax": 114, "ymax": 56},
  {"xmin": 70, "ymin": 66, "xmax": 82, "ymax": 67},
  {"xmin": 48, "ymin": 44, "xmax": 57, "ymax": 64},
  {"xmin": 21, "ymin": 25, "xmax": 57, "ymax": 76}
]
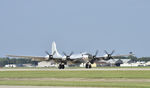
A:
[
  {"xmin": 58, "ymin": 63, "xmax": 65, "ymax": 69},
  {"xmin": 85, "ymin": 62, "xmax": 92, "ymax": 69}
]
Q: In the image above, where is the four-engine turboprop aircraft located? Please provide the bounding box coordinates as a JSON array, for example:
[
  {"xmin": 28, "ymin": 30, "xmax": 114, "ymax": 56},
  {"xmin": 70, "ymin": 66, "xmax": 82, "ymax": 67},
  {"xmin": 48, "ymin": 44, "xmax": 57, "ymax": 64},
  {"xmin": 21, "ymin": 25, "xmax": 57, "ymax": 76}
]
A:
[{"xmin": 6, "ymin": 42, "xmax": 134, "ymax": 69}]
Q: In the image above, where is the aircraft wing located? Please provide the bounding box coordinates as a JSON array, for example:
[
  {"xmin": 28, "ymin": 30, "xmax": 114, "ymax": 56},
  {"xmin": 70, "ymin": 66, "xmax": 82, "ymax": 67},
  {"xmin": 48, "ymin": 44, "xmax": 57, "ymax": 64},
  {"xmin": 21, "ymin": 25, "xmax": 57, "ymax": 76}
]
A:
[
  {"xmin": 6, "ymin": 55, "xmax": 46, "ymax": 61},
  {"xmin": 111, "ymin": 54, "xmax": 134, "ymax": 58},
  {"xmin": 70, "ymin": 55, "xmax": 85, "ymax": 61},
  {"xmin": 95, "ymin": 53, "xmax": 134, "ymax": 60},
  {"xmin": 71, "ymin": 57, "xmax": 83, "ymax": 62}
]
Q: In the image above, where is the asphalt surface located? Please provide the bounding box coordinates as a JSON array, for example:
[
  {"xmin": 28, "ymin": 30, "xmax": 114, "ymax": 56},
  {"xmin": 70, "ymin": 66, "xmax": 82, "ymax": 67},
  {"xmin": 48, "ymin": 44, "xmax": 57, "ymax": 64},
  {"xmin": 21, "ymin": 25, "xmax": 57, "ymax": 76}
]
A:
[{"xmin": 0, "ymin": 68, "xmax": 150, "ymax": 71}]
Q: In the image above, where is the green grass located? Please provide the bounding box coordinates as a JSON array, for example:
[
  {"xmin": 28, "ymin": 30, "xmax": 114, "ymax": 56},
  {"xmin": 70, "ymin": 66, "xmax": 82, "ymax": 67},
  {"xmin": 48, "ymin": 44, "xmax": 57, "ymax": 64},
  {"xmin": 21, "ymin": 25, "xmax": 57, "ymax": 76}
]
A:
[
  {"xmin": 0, "ymin": 80, "xmax": 149, "ymax": 88},
  {"xmin": 0, "ymin": 70, "xmax": 150, "ymax": 78},
  {"xmin": 0, "ymin": 70, "xmax": 150, "ymax": 88}
]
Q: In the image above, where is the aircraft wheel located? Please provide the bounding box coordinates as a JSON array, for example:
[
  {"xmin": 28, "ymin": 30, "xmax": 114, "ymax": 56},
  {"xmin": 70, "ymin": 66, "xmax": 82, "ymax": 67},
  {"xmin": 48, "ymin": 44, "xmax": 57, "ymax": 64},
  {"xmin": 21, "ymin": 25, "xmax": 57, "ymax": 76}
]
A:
[
  {"xmin": 85, "ymin": 63, "xmax": 89, "ymax": 68},
  {"xmin": 58, "ymin": 64, "xmax": 63, "ymax": 69},
  {"xmin": 58, "ymin": 64, "xmax": 61, "ymax": 69},
  {"xmin": 85, "ymin": 62, "xmax": 92, "ymax": 69},
  {"xmin": 58, "ymin": 63, "xmax": 65, "ymax": 69},
  {"xmin": 89, "ymin": 64, "xmax": 92, "ymax": 68},
  {"xmin": 62, "ymin": 65, "xmax": 65, "ymax": 69}
]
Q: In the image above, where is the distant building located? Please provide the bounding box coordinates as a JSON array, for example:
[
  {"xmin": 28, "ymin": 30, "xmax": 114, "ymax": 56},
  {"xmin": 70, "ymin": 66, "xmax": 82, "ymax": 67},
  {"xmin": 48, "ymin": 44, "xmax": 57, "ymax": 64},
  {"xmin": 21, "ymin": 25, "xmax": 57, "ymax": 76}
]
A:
[
  {"xmin": 5, "ymin": 64, "xmax": 17, "ymax": 68},
  {"xmin": 120, "ymin": 61, "xmax": 146, "ymax": 67},
  {"xmin": 38, "ymin": 61, "xmax": 57, "ymax": 67},
  {"xmin": 145, "ymin": 61, "xmax": 150, "ymax": 66},
  {"xmin": 22, "ymin": 64, "xmax": 34, "ymax": 67}
]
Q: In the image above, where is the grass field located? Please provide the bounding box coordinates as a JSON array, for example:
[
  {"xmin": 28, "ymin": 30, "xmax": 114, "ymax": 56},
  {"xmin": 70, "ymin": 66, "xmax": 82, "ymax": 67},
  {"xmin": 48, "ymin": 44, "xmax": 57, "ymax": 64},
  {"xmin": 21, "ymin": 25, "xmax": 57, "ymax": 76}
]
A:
[
  {"xmin": 0, "ymin": 70, "xmax": 150, "ymax": 88},
  {"xmin": 0, "ymin": 70, "xmax": 150, "ymax": 78}
]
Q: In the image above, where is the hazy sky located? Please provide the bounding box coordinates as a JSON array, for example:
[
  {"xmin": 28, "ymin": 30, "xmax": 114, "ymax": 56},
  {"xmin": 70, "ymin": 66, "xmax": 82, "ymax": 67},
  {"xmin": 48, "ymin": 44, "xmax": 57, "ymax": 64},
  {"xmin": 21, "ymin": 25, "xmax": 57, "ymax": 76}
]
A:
[{"xmin": 0, "ymin": 0, "xmax": 150, "ymax": 57}]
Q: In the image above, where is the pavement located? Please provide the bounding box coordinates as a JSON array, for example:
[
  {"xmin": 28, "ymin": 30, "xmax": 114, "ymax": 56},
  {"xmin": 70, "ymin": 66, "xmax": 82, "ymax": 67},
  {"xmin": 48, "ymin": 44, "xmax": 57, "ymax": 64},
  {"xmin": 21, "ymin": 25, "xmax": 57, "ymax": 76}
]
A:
[{"xmin": 0, "ymin": 68, "xmax": 150, "ymax": 71}]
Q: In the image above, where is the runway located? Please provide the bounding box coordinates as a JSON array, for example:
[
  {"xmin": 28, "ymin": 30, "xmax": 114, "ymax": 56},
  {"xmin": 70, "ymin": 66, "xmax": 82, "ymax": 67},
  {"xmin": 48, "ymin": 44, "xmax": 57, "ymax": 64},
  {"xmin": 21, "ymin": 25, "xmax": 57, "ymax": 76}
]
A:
[{"xmin": 0, "ymin": 68, "xmax": 150, "ymax": 71}]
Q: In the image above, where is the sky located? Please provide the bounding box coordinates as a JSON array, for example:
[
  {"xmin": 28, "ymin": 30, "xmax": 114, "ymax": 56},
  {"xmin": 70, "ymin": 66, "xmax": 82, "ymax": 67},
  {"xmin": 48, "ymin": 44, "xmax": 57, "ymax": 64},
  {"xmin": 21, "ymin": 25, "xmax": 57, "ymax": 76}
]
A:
[{"xmin": 0, "ymin": 0, "xmax": 150, "ymax": 57}]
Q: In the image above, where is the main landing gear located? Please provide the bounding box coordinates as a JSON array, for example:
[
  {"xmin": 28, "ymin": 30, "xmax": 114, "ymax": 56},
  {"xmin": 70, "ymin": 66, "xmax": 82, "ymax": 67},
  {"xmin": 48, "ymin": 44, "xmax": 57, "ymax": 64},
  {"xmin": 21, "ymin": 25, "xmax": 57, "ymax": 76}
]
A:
[
  {"xmin": 58, "ymin": 63, "xmax": 65, "ymax": 69},
  {"xmin": 85, "ymin": 62, "xmax": 92, "ymax": 69}
]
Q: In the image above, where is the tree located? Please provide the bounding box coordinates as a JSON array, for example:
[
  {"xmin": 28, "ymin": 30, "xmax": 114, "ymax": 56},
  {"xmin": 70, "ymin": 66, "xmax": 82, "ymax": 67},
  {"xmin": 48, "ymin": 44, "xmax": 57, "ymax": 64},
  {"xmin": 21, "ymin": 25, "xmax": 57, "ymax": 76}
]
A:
[{"xmin": 138, "ymin": 57, "xmax": 150, "ymax": 62}]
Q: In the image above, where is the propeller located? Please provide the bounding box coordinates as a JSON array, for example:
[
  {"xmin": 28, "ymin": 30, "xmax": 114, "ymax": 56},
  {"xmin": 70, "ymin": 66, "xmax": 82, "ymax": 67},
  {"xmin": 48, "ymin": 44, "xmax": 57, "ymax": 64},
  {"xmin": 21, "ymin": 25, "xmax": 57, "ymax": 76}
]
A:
[
  {"xmin": 45, "ymin": 51, "xmax": 56, "ymax": 60},
  {"xmin": 104, "ymin": 50, "xmax": 115, "ymax": 60},
  {"xmin": 89, "ymin": 50, "xmax": 99, "ymax": 64},
  {"xmin": 63, "ymin": 51, "xmax": 74, "ymax": 61}
]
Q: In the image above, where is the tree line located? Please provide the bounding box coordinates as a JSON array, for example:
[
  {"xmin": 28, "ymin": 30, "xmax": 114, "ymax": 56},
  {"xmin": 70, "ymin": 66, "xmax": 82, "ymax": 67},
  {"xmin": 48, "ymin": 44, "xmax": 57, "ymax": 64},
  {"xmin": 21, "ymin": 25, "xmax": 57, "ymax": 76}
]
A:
[
  {"xmin": 114, "ymin": 56, "xmax": 150, "ymax": 62},
  {"xmin": 0, "ymin": 58, "xmax": 38, "ymax": 67}
]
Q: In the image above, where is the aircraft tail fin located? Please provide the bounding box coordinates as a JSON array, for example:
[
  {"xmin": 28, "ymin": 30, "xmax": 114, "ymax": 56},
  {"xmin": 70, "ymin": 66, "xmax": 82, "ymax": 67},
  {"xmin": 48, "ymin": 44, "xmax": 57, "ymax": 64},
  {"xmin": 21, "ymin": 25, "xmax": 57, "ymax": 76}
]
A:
[{"xmin": 51, "ymin": 41, "xmax": 62, "ymax": 57}]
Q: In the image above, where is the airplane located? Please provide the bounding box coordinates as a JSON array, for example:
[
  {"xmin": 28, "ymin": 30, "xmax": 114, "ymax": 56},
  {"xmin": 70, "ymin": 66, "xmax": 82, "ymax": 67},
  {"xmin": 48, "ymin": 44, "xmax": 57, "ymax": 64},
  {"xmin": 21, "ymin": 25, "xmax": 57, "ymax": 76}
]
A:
[
  {"xmin": 6, "ymin": 41, "xmax": 134, "ymax": 69},
  {"xmin": 6, "ymin": 42, "xmax": 89, "ymax": 69}
]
